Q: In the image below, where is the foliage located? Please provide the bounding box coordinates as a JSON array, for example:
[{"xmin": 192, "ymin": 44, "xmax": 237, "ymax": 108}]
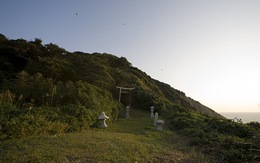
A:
[
  {"xmin": 0, "ymin": 109, "xmax": 210, "ymax": 162},
  {"xmin": 1, "ymin": 34, "xmax": 260, "ymax": 162},
  {"xmin": 0, "ymin": 76, "xmax": 122, "ymax": 140},
  {"xmin": 0, "ymin": 33, "xmax": 220, "ymax": 116},
  {"xmin": 165, "ymin": 109, "xmax": 260, "ymax": 162}
]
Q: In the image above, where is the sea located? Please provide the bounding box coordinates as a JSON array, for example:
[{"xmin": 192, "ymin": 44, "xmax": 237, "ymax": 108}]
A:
[{"xmin": 220, "ymin": 112, "xmax": 260, "ymax": 123}]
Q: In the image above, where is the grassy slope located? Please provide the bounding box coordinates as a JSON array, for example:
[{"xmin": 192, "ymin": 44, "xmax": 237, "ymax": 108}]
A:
[{"xmin": 0, "ymin": 109, "xmax": 212, "ymax": 162}]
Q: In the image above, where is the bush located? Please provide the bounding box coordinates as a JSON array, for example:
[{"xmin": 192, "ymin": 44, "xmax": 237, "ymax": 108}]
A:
[
  {"xmin": 165, "ymin": 109, "xmax": 260, "ymax": 162},
  {"xmin": 206, "ymin": 118, "xmax": 254, "ymax": 138},
  {"xmin": 0, "ymin": 81, "xmax": 122, "ymax": 140}
]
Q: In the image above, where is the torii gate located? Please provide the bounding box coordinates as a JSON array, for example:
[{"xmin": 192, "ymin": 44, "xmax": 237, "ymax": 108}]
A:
[{"xmin": 116, "ymin": 86, "xmax": 135, "ymax": 102}]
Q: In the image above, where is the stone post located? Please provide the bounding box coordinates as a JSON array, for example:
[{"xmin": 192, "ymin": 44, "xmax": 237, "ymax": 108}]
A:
[
  {"xmin": 125, "ymin": 105, "xmax": 130, "ymax": 118},
  {"xmin": 156, "ymin": 120, "xmax": 165, "ymax": 131},
  {"xmin": 150, "ymin": 106, "xmax": 154, "ymax": 118}
]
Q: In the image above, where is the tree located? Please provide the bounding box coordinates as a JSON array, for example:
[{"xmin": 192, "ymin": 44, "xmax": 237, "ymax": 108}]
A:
[
  {"xmin": 0, "ymin": 33, "xmax": 8, "ymax": 44},
  {"xmin": 44, "ymin": 43, "xmax": 67, "ymax": 56}
]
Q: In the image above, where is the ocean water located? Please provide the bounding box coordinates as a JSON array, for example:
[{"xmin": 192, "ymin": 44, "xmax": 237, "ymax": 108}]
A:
[{"xmin": 220, "ymin": 112, "xmax": 260, "ymax": 123}]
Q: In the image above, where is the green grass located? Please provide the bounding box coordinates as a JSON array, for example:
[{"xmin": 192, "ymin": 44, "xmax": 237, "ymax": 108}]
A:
[{"xmin": 0, "ymin": 109, "xmax": 213, "ymax": 162}]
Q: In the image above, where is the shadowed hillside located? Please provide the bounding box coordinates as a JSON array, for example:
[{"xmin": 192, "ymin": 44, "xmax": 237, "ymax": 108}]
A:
[
  {"xmin": 2, "ymin": 34, "xmax": 260, "ymax": 162},
  {"xmin": 0, "ymin": 33, "xmax": 220, "ymax": 118}
]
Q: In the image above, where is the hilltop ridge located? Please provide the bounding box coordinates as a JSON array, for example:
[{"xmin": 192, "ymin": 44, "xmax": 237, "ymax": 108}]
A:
[{"xmin": 0, "ymin": 33, "xmax": 220, "ymax": 118}]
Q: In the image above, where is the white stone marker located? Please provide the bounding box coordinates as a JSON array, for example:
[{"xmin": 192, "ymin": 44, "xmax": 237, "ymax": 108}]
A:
[
  {"xmin": 156, "ymin": 120, "xmax": 165, "ymax": 131},
  {"xmin": 150, "ymin": 106, "xmax": 155, "ymax": 118},
  {"xmin": 125, "ymin": 105, "xmax": 130, "ymax": 118},
  {"xmin": 98, "ymin": 112, "xmax": 109, "ymax": 128},
  {"xmin": 154, "ymin": 112, "xmax": 158, "ymax": 126}
]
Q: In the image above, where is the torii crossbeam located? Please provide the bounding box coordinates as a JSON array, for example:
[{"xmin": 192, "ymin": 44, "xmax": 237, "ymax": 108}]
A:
[{"xmin": 116, "ymin": 86, "xmax": 135, "ymax": 102}]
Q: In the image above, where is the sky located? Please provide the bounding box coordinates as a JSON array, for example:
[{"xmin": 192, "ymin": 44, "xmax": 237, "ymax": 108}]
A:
[{"xmin": 1, "ymin": 0, "xmax": 260, "ymax": 113}]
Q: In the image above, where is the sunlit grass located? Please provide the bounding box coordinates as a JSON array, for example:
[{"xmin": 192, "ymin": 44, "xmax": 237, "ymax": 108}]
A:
[{"xmin": 0, "ymin": 109, "xmax": 212, "ymax": 162}]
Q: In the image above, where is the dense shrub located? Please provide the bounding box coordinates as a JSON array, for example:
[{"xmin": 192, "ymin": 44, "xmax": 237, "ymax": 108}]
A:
[
  {"xmin": 206, "ymin": 118, "xmax": 254, "ymax": 138},
  {"xmin": 0, "ymin": 105, "xmax": 68, "ymax": 139},
  {"xmin": 165, "ymin": 109, "xmax": 260, "ymax": 162},
  {"xmin": 0, "ymin": 77, "xmax": 122, "ymax": 140}
]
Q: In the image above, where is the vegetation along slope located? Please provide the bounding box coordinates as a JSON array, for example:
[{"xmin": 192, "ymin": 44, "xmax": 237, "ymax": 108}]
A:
[{"xmin": 1, "ymin": 33, "xmax": 260, "ymax": 162}]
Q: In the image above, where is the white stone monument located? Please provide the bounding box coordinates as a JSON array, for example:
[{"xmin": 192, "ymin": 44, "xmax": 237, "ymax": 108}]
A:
[
  {"xmin": 97, "ymin": 112, "xmax": 109, "ymax": 128},
  {"xmin": 150, "ymin": 106, "xmax": 154, "ymax": 118},
  {"xmin": 154, "ymin": 112, "xmax": 158, "ymax": 126},
  {"xmin": 125, "ymin": 105, "xmax": 130, "ymax": 118},
  {"xmin": 156, "ymin": 120, "xmax": 165, "ymax": 131}
]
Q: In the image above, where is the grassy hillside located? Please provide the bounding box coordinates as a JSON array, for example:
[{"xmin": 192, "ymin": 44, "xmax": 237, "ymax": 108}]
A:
[
  {"xmin": 0, "ymin": 33, "xmax": 220, "ymax": 118},
  {"xmin": 2, "ymin": 34, "xmax": 260, "ymax": 162},
  {"xmin": 0, "ymin": 109, "xmax": 211, "ymax": 162}
]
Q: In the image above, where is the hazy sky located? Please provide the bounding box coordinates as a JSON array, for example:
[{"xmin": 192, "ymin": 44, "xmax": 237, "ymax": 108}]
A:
[{"xmin": 1, "ymin": 0, "xmax": 260, "ymax": 112}]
